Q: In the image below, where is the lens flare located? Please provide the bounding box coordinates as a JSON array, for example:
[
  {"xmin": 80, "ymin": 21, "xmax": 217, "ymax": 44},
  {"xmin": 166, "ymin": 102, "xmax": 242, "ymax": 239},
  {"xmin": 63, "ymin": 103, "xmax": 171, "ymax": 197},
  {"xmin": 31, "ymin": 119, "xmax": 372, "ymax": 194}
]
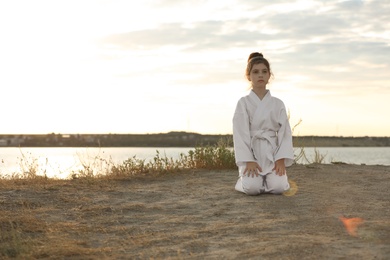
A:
[
  {"xmin": 283, "ymin": 180, "xmax": 298, "ymax": 197},
  {"xmin": 339, "ymin": 216, "xmax": 364, "ymax": 237}
]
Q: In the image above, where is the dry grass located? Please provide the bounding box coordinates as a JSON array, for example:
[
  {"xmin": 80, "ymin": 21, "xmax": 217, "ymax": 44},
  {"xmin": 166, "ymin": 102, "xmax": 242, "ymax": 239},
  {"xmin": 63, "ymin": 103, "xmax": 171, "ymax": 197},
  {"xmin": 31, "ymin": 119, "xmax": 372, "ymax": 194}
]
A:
[{"xmin": 1, "ymin": 164, "xmax": 390, "ymax": 259}]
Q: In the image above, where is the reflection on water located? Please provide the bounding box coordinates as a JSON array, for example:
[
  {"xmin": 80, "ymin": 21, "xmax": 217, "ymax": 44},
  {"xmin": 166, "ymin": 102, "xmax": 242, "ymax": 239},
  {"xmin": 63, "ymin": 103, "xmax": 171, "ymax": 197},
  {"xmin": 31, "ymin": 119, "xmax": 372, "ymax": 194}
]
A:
[
  {"xmin": 1, "ymin": 147, "xmax": 389, "ymax": 178},
  {"xmin": 0, "ymin": 147, "xmax": 192, "ymax": 178},
  {"xmin": 294, "ymin": 147, "xmax": 390, "ymax": 165}
]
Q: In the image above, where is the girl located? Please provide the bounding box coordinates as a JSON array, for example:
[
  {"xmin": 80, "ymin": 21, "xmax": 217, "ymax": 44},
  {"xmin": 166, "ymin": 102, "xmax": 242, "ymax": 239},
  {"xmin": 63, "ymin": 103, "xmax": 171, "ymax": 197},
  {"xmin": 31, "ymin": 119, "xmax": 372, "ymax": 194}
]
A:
[{"xmin": 233, "ymin": 52, "xmax": 294, "ymax": 195}]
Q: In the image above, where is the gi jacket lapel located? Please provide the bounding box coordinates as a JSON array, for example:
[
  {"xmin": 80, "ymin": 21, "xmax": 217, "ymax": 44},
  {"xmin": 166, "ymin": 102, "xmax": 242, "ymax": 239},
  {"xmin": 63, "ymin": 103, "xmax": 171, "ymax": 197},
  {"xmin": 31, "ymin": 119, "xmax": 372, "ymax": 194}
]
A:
[{"xmin": 250, "ymin": 90, "xmax": 272, "ymax": 129}]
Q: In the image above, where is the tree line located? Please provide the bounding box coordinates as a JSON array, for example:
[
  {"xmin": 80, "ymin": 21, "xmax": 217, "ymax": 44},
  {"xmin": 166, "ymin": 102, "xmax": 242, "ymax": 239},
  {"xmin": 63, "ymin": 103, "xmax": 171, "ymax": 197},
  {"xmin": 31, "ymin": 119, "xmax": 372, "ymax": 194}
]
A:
[{"xmin": 0, "ymin": 132, "xmax": 389, "ymax": 147}]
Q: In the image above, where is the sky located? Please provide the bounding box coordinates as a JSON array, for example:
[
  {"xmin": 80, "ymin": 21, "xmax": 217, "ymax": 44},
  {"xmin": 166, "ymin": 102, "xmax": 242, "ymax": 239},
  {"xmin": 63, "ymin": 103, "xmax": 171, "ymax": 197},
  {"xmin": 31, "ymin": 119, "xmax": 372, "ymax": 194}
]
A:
[{"xmin": 0, "ymin": 0, "xmax": 389, "ymax": 137}]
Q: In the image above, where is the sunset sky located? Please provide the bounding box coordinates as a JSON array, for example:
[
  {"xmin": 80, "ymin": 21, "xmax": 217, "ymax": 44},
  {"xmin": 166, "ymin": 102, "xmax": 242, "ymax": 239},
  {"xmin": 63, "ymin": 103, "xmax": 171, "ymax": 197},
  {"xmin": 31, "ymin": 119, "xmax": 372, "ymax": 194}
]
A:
[{"xmin": 0, "ymin": 0, "xmax": 389, "ymax": 136}]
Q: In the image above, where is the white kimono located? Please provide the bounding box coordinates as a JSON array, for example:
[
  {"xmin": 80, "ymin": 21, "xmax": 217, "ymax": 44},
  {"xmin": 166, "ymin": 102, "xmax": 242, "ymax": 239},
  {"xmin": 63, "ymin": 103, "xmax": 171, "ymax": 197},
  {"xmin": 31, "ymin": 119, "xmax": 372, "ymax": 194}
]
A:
[{"xmin": 233, "ymin": 90, "xmax": 294, "ymax": 195}]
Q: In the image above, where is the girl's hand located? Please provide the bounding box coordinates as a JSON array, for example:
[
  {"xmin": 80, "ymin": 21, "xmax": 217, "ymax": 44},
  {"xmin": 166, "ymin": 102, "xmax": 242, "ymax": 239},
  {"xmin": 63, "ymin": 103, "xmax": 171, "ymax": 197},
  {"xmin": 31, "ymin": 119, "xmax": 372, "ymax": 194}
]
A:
[
  {"xmin": 273, "ymin": 159, "xmax": 286, "ymax": 176},
  {"xmin": 243, "ymin": 162, "xmax": 262, "ymax": 178}
]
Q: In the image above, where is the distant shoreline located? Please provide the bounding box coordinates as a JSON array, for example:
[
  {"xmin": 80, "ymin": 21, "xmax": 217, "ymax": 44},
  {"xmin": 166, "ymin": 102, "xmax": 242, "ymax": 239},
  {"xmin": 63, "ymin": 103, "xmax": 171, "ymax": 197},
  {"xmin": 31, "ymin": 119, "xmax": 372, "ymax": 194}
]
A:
[{"xmin": 1, "ymin": 132, "xmax": 389, "ymax": 147}]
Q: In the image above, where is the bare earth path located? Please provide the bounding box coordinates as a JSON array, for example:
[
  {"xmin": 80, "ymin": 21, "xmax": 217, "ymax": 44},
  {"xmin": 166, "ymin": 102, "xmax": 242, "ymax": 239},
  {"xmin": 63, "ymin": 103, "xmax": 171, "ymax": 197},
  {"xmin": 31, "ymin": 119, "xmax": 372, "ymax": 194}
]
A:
[{"xmin": 1, "ymin": 164, "xmax": 390, "ymax": 259}]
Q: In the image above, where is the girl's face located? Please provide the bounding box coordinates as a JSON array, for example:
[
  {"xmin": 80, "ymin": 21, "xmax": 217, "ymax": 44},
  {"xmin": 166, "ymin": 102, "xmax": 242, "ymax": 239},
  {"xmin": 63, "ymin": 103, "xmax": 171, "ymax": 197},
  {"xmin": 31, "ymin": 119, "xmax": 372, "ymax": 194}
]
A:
[{"xmin": 249, "ymin": 63, "xmax": 270, "ymax": 89}]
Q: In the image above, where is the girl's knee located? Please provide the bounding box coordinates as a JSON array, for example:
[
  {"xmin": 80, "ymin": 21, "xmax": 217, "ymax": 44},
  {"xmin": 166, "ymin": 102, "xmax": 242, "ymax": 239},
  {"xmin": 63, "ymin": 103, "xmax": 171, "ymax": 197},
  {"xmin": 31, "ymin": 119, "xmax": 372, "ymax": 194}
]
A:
[
  {"xmin": 265, "ymin": 173, "xmax": 289, "ymax": 194},
  {"xmin": 243, "ymin": 186, "xmax": 261, "ymax": 195},
  {"xmin": 269, "ymin": 181, "xmax": 290, "ymax": 194},
  {"xmin": 241, "ymin": 177, "xmax": 262, "ymax": 195}
]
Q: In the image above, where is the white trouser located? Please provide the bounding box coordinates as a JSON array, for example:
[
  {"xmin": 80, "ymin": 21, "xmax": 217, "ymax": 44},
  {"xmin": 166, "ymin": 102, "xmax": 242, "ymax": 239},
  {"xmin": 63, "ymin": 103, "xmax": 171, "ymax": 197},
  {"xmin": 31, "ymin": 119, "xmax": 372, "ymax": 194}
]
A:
[{"xmin": 235, "ymin": 166, "xmax": 290, "ymax": 195}]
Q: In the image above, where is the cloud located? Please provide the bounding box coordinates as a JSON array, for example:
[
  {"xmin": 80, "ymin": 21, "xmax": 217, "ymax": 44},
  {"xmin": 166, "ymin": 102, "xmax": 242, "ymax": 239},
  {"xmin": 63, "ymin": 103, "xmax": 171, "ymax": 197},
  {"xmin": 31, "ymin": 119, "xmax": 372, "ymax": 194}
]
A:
[
  {"xmin": 152, "ymin": 0, "xmax": 209, "ymax": 7},
  {"xmin": 101, "ymin": 20, "xmax": 268, "ymax": 51},
  {"xmin": 101, "ymin": 0, "xmax": 390, "ymax": 53},
  {"xmin": 101, "ymin": 21, "xmax": 221, "ymax": 50},
  {"xmin": 99, "ymin": 0, "xmax": 390, "ymax": 95}
]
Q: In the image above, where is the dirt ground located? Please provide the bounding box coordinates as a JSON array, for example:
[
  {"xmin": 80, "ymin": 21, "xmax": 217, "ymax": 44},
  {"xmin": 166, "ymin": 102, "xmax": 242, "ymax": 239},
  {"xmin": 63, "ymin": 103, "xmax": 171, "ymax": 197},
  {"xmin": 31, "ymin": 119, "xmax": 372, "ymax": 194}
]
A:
[{"xmin": 1, "ymin": 164, "xmax": 390, "ymax": 259}]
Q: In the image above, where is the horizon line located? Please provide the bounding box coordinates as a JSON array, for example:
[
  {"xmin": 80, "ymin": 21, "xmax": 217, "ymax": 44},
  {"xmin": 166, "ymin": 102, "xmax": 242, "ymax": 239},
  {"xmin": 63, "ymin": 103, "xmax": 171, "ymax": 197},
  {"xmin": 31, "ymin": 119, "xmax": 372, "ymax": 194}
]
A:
[{"xmin": 0, "ymin": 132, "xmax": 389, "ymax": 138}]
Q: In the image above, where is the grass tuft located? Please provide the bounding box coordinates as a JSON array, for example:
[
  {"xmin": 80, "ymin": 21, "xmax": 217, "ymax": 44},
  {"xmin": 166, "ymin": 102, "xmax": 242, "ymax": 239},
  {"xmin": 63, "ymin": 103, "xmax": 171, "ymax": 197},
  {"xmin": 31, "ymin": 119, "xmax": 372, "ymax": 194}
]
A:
[
  {"xmin": 182, "ymin": 138, "xmax": 236, "ymax": 170},
  {"xmin": 0, "ymin": 220, "xmax": 32, "ymax": 258},
  {"xmin": 291, "ymin": 118, "xmax": 327, "ymax": 164},
  {"xmin": 108, "ymin": 138, "xmax": 236, "ymax": 178}
]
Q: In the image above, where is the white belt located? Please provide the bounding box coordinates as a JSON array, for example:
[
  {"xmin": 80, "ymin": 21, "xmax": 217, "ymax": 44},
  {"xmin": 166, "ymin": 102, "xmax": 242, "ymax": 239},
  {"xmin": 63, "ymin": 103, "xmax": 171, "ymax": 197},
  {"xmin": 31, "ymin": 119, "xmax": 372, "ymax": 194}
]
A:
[{"xmin": 250, "ymin": 130, "xmax": 277, "ymax": 174}]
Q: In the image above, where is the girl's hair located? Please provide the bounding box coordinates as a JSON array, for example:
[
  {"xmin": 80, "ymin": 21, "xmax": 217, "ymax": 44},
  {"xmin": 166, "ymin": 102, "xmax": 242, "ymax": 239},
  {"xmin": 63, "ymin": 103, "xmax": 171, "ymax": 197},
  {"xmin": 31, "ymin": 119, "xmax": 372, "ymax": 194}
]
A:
[{"xmin": 245, "ymin": 52, "xmax": 272, "ymax": 81}]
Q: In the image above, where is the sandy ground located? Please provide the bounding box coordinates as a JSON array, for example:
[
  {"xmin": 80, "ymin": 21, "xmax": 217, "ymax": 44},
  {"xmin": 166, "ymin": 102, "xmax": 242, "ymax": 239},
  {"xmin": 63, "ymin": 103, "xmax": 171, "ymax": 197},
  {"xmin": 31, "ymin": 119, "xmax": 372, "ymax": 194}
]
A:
[{"xmin": 1, "ymin": 164, "xmax": 390, "ymax": 259}]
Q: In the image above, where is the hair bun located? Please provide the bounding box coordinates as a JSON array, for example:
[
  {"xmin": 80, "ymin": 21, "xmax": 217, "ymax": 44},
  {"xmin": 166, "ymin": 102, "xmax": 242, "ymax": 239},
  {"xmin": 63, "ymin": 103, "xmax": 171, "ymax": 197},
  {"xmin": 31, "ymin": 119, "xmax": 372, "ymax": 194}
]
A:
[{"xmin": 248, "ymin": 52, "xmax": 264, "ymax": 62}]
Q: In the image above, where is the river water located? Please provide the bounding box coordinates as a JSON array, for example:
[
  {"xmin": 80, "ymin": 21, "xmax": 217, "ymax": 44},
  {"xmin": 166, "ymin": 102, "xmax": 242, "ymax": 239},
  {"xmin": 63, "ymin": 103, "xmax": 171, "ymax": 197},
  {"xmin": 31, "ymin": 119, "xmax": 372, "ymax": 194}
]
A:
[{"xmin": 1, "ymin": 147, "xmax": 389, "ymax": 178}]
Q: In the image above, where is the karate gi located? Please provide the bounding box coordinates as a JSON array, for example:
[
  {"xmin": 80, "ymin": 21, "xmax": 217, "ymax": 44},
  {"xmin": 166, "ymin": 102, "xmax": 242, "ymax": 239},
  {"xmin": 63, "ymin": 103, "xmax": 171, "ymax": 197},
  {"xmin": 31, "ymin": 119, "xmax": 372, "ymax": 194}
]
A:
[{"xmin": 233, "ymin": 90, "xmax": 294, "ymax": 195}]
